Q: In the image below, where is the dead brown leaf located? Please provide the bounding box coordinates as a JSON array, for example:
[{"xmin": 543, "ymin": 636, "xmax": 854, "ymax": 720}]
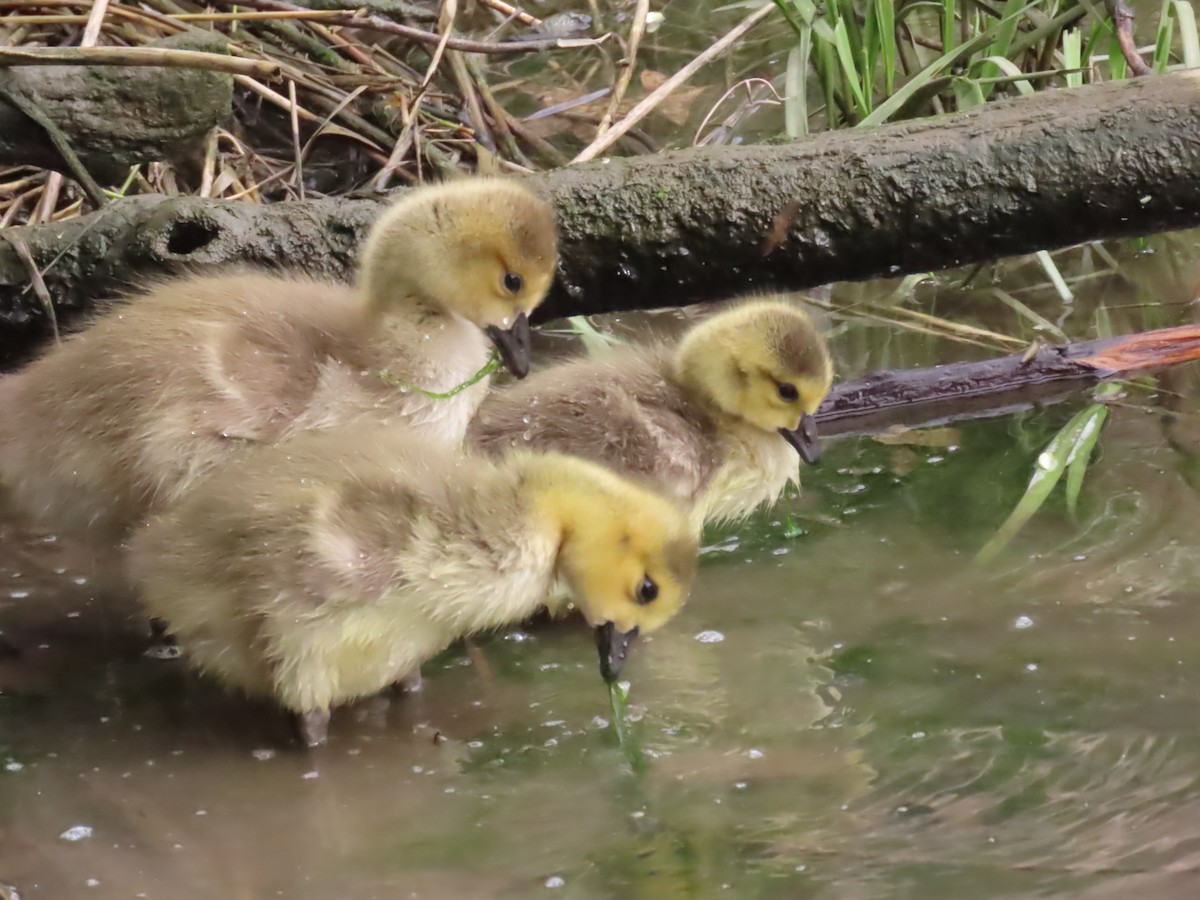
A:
[{"xmin": 638, "ymin": 69, "xmax": 706, "ymax": 125}]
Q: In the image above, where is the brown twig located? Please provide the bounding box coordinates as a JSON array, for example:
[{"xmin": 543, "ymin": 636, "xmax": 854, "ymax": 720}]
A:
[
  {"xmin": 287, "ymin": 78, "xmax": 304, "ymax": 200},
  {"xmin": 592, "ymin": 0, "xmax": 647, "ymax": 139},
  {"xmin": 572, "ymin": 3, "xmax": 772, "ymax": 162},
  {"xmin": 215, "ymin": 0, "xmax": 602, "ymax": 55},
  {"xmin": 0, "ymin": 45, "xmax": 283, "ymax": 78},
  {"xmin": 477, "ymin": 0, "xmax": 540, "ymax": 28},
  {"xmin": 1, "ymin": 232, "xmax": 58, "ymax": 344},
  {"xmin": 1105, "ymin": 0, "xmax": 1152, "ymax": 76}
]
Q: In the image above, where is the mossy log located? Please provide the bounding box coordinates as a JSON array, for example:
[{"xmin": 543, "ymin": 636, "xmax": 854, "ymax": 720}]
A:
[
  {"xmin": 2, "ymin": 70, "xmax": 1200, "ymax": 365},
  {"xmin": 0, "ymin": 32, "xmax": 233, "ymax": 183}
]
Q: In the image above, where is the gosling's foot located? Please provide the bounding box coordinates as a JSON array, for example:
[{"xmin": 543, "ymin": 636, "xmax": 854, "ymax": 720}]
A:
[
  {"xmin": 148, "ymin": 617, "xmax": 172, "ymax": 640},
  {"xmin": 296, "ymin": 708, "xmax": 331, "ymax": 747},
  {"xmin": 144, "ymin": 616, "xmax": 180, "ymax": 659},
  {"xmin": 390, "ymin": 669, "xmax": 423, "ymax": 694}
]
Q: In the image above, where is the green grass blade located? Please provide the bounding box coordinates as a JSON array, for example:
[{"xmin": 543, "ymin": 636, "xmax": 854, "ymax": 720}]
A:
[
  {"xmin": 976, "ymin": 407, "xmax": 1093, "ymax": 563},
  {"xmin": 832, "ymin": 18, "xmax": 869, "ymax": 115},
  {"xmin": 969, "ymin": 55, "xmax": 1037, "ymax": 95},
  {"xmin": 979, "ymin": 0, "xmax": 1032, "ymax": 98},
  {"xmin": 860, "ymin": 6, "xmax": 1024, "ymax": 128},
  {"xmin": 990, "ymin": 287, "xmax": 1069, "ymax": 341},
  {"xmin": 567, "ymin": 315, "xmax": 622, "ymax": 356},
  {"xmin": 874, "ymin": 0, "xmax": 895, "ymax": 95},
  {"xmin": 1154, "ymin": 4, "xmax": 1175, "ymax": 73},
  {"xmin": 1064, "ymin": 402, "xmax": 1109, "ymax": 518},
  {"xmin": 785, "ymin": 41, "xmax": 809, "ymax": 137},
  {"xmin": 1170, "ymin": 0, "xmax": 1200, "ymax": 68},
  {"xmin": 1107, "ymin": 29, "xmax": 1128, "ymax": 79},
  {"xmin": 1062, "ymin": 28, "xmax": 1084, "ymax": 87},
  {"xmin": 1036, "ymin": 250, "xmax": 1075, "ymax": 303},
  {"xmin": 942, "ymin": 0, "xmax": 955, "ymax": 55},
  {"xmin": 952, "ymin": 75, "xmax": 986, "ymax": 110}
]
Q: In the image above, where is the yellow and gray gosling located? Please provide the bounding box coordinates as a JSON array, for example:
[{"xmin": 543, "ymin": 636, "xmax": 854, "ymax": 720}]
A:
[
  {"xmin": 128, "ymin": 425, "xmax": 698, "ymax": 747},
  {"xmin": 470, "ymin": 297, "xmax": 834, "ymax": 530},
  {"xmin": 0, "ymin": 178, "xmax": 558, "ymax": 552}
]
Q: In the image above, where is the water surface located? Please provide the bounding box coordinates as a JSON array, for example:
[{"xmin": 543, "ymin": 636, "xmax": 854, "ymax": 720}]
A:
[{"xmin": 4, "ymin": 229, "xmax": 1200, "ymax": 898}]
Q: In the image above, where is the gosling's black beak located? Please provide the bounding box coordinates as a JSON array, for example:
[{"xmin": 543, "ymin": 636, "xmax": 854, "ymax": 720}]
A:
[
  {"xmin": 485, "ymin": 312, "xmax": 532, "ymax": 379},
  {"xmin": 780, "ymin": 412, "xmax": 822, "ymax": 465},
  {"xmin": 595, "ymin": 622, "xmax": 640, "ymax": 683}
]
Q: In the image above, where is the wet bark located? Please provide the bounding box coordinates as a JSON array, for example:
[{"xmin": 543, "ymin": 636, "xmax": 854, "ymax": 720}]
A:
[
  {"xmin": 818, "ymin": 325, "xmax": 1200, "ymax": 439},
  {"xmin": 0, "ymin": 33, "xmax": 233, "ymax": 183},
  {"xmin": 2, "ymin": 70, "xmax": 1200, "ymax": 364}
]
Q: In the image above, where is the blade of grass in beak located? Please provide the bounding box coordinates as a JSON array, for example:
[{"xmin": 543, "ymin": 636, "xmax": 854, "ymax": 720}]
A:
[{"xmin": 607, "ymin": 680, "xmax": 648, "ymax": 774}]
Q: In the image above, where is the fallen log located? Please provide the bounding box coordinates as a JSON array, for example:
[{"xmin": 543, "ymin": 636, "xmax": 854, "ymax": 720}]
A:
[
  {"xmin": 0, "ymin": 32, "xmax": 233, "ymax": 184},
  {"xmin": 2, "ymin": 71, "xmax": 1200, "ymax": 364},
  {"xmin": 818, "ymin": 324, "xmax": 1200, "ymax": 439}
]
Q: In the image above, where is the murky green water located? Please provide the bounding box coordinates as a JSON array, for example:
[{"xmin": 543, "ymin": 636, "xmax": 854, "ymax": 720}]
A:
[{"xmin": 3, "ymin": 226, "xmax": 1200, "ymax": 898}]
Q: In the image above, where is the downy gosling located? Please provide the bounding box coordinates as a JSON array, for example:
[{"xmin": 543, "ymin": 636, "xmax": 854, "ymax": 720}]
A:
[
  {"xmin": 0, "ymin": 178, "xmax": 558, "ymax": 549},
  {"xmin": 128, "ymin": 426, "xmax": 698, "ymax": 747},
  {"xmin": 469, "ymin": 298, "xmax": 833, "ymax": 528}
]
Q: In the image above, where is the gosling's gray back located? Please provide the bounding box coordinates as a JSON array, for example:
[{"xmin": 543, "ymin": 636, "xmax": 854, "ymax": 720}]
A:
[{"xmin": 468, "ymin": 345, "xmax": 722, "ymax": 504}]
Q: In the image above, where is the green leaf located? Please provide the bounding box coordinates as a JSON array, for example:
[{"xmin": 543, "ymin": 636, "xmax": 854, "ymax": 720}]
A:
[
  {"xmin": 874, "ymin": 0, "xmax": 895, "ymax": 95},
  {"xmin": 1170, "ymin": 0, "xmax": 1200, "ymax": 68},
  {"xmin": 952, "ymin": 76, "xmax": 986, "ymax": 110},
  {"xmin": 976, "ymin": 406, "xmax": 1095, "ymax": 563},
  {"xmin": 1035, "ymin": 250, "xmax": 1075, "ymax": 304},
  {"xmin": 860, "ymin": 5, "xmax": 1025, "ymax": 128},
  {"xmin": 969, "ymin": 55, "xmax": 1037, "ymax": 96},
  {"xmin": 567, "ymin": 315, "xmax": 622, "ymax": 357},
  {"xmin": 1064, "ymin": 402, "xmax": 1109, "ymax": 518},
  {"xmin": 785, "ymin": 41, "xmax": 809, "ymax": 137},
  {"xmin": 832, "ymin": 17, "xmax": 869, "ymax": 115},
  {"xmin": 1062, "ymin": 28, "xmax": 1084, "ymax": 87}
]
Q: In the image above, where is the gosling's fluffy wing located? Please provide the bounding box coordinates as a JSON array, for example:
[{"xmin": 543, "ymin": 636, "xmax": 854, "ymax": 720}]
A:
[
  {"xmin": 186, "ymin": 274, "xmax": 362, "ymax": 443},
  {"xmin": 469, "ymin": 348, "xmax": 717, "ymax": 502}
]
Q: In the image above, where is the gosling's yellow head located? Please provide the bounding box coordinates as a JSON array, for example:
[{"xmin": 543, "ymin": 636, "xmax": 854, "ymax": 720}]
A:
[
  {"xmin": 357, "ymin": 177, "xmax": 559, "ymax": 378},
  {"xmin": 673, "ymin": 297, "xmax": 834, "ymax": 463},
  {"xmin": 524, "ymin": 453, "xmax": 698, "ymax": 682}
]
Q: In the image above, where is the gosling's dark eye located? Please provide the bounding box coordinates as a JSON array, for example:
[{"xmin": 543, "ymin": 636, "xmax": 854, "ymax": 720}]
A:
[
  {"xmin": 503, "ymin": 272, "xmax": 523, "ymax": 294},
  {"xmin": 636, "ymin": 575, "xmax": 659, "ymax": 605},
  {"xmin": 776, "ymin": 382, "xmax": 800, "ymax": 402}
]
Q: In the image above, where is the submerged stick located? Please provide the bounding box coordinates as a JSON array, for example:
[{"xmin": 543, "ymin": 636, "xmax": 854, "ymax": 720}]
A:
[{"xmin": 817, "ymin": 324, "xmax": 1200, "ymax": 439}]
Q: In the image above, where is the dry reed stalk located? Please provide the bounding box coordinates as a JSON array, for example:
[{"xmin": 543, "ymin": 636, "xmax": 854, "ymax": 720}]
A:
[
  {"xmin": 573, "ymin": 3, "xmax": 772, "ymax": 162},
  {"xmin": 0, "ymin": 45, "xmax": 282, "ymax": 77}
]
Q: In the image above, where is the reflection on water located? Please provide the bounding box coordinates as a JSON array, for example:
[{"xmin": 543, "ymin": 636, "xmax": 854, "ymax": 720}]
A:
[{"xmin": 5, "ymin": 230, "xmax": 1200, "ymax": 898}]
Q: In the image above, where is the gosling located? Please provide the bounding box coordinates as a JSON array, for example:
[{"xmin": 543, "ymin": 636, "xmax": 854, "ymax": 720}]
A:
[
  {"xmin": 0, "ymin": 178, "xmax": 558, "ymax": 549},
  {"xmin": 127, "ymin": 426, "xmax": 698, "ymax": 747},
  {"xmin": 469, "ymin": 298, "xmax": 834, "ymax": 528}
]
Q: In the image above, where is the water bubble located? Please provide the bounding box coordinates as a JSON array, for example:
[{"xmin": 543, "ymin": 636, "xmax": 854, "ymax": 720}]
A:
[
  {"xmin": 86, "ymin": 878, "xmax": 100, "ymax": 888},
  {"xmin": 1025, "ymin": 662, "xmax": 1039, "ymax": 672},
  {"xmin": 1036, "ymin": 451, "xmax": 1055, "ymax": 470},
  {"xmin": 4, "ymin": 760, "xmax": 23, "ymax": 772},
  {"xmin": 1013, "ymin": 615, "xmax": 1034, "ymax": 630},
  {"xmin": 251, "ymin": 749, "xmax": 276, "ymax": 761},
  {"xmin": 746, "ymin": 748, "xmax": 764, "ymax": 760},
  {"xmin": 60, "ymin": 825, "xmax": 93, "ymax": 842},
  {"xmin": 302, "ymin": 771, "xmax": 319, "ymax": 780},
  {"xmin": 545, "ymin": 876, "xmax": 565, "ymax": 889},
  {"xmin": 694, "ymin": 630, "xmax": 725, "ymax": 644}
]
